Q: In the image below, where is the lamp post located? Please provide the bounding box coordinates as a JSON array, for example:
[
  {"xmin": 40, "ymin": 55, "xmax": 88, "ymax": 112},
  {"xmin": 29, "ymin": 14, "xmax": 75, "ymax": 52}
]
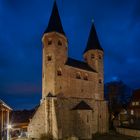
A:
[
  {"xmin": 7, "ymin": 124, "xmax": 12, "ymax": 140},
  {"xmin": 6, "ymin": 109, "xmax": 11, "ymax": 140}
]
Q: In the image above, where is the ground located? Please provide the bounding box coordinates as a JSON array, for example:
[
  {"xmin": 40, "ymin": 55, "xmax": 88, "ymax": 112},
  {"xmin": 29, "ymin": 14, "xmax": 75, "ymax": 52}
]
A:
[
  {"xmin": 93, "ymin": 131, "xmax": 139, "ymax": 140},
  {"xmin": 12, "ymin": 132, "xmax": 140, "ymax": 140}
]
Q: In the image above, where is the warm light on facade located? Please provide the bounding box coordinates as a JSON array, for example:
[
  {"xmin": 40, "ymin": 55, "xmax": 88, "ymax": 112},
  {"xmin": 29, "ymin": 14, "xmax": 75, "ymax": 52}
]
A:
[{"xmin": 7, "ymin": 124, "xmax": 12, "ymax": 129}]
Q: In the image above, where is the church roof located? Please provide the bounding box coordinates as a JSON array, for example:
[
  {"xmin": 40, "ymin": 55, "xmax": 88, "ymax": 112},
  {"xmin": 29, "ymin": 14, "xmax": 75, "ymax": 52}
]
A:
[
  {"xmin": 84, "ymin": 23, "xmax": 103, "ymax": 53},
  {"xmin": 65, "ymin": 57, "xmax": 96, "ymax": 72},
  {"xmin": 11, "ymin": 109, "xmax": 36, "ymax": 124},
  {"xmin": 131, "ymin": 89, "xmax": 140, "ymax": 100},
  {"xmin": 72, "ymin": 101, "xmax": 93, "ymax": 110},
  {"xmin": 44, "ymin": 1, "xmax": 65, "ymax": 36}
]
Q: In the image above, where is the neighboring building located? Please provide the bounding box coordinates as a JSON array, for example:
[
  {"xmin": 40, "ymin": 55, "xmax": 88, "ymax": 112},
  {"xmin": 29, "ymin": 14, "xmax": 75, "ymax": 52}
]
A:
[
  {"xmin": 118, "ymin": 109, "xmax": 129, "ymax": 126},
  {"xmin": 0, "ymin": 99, "xmax": 12, "ymax": 140},
  {"xmin": 104, "ymin": 81, "xmax": 132, "ymax": 129},
  {"xmin": 28, "ymin": 2, "xmax": 108, "ymax": 139},
  {"xmin": 10, "ymin": 109, "xmax": 35, "ymax": 138},
  {"xmin": 105, "ymin": 81, "xmax": 132, "ymax": 116},
  {"xmin": 127, "ymin": 89, "xmax": 140, "ymax": 119},
  {"xmin": 105, "ymin": 80, "xmax": 132, "ymax": 108}
]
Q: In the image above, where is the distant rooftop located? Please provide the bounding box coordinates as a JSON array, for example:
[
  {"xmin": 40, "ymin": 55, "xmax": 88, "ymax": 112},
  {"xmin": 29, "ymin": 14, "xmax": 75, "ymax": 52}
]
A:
[
  {"xmin": 132, "ymin": 89, "xmax": 140, "ymax": 100},
  {"xmin": 11, "ymin": 107, "xmax": 38, "ymax": 124}
]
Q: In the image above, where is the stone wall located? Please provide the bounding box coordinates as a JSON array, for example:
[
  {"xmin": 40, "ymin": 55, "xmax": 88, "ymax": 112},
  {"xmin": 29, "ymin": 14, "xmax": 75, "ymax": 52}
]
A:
[
  {"xmin": 42, "ymin": 32, "xmax": 68, "ymax": 99},
  {"xmin": 28, "ymin": 102, "xmax": 46, "ymax": 139},
  {"xmin": 116, "ymin": 127, "xmax": 140, "ymax": 137},
  {"xmin": 42, "ymin": 32, "xmax": 103, "ymax": 101},
  {"xmin": 55, "ymin": 98, "xmax": 108, "ymax": 139},
  {"xmin": 97, "ymin": 100, "xmax": 109, "ymax": 133},
  {"xmin": 56, "ymin": 65, "xmax": 97, "ymax": 99},
  {"xmin": 27, "ymin": 30, "xmax": 109, "ymax": 139}
]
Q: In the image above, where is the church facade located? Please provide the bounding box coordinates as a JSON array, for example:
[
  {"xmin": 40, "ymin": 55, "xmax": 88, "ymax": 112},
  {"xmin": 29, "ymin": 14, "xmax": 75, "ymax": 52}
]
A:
[{"xmin": 28, "ymin": 2, "xmax": 108, "ymax": 139}]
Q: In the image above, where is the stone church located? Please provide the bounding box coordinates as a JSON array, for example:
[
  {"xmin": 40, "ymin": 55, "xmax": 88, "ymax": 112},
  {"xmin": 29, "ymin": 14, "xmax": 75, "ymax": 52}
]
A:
[{"xmin": 28, "ymin": 1, "xmax": 108, "ymax": 139}]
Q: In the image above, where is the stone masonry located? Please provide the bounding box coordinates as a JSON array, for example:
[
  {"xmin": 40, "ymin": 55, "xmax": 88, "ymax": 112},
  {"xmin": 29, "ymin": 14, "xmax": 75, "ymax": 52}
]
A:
[{"xmin": 28, "ymin": 1, "xmax": 109, "ymax": 139}]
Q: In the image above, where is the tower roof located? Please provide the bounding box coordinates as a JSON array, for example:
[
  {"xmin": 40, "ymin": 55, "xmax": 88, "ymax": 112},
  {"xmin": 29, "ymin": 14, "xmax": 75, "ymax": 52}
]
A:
[
  {"xmin": 44, "ymin": 1, "xmax": 65, "ymax": 36},
  {"xmin": 84, "ymin": 22, "xmax": 103, "ymax": 53}
]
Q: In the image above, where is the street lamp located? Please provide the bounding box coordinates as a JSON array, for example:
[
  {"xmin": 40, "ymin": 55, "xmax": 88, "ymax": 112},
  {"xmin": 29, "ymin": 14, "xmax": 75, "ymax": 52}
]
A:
[
  {"xmin": 7, "ymin": 124, "xmax": 12, "ymax": 140},
  {"xmin": 7, "ymin": 125, "xmax": 12, "ymax": 129}
]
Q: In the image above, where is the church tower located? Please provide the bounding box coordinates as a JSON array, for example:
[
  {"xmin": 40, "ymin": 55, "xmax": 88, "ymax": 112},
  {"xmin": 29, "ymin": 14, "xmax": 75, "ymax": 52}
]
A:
[
  {"xmin": 83, "ymin": 22, "xmax": 104, "ymax": 100},
  {"xmin": 42, "ymin": 1, "xmax": 68, "ymax": 99},
  {"xmin": 28, "ymin": 4, "xmax": 108, "ymax": 139}
]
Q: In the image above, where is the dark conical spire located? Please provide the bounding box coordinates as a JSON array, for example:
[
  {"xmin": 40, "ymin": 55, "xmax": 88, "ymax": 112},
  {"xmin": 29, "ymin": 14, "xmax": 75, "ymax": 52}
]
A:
[
  {"xmin": 84, "ymin": 22, "xmax": 103, "ymax": 53},
  {"xmin": 44, "ymin": 1, "xmax": 65, "ymax": 35}
]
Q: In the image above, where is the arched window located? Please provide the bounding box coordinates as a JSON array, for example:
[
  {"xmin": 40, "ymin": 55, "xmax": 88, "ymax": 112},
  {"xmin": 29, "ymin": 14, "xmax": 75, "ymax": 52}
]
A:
[
  {"xmin": 99, "ymin": 55, "xmax": 102, "ymax": 59},
  {"xmin": 91, "ymin": 54, "xmax": 95, "ymax": 59},
  {"xmin": 84, "ymin": 74, "xmax": 88, "ymax": 80},
  {"xmin": 57, "ymin": 68, "xmax": 62, "ymax": 76},
  {"xmin": 47, "ymin": 55, "xmax": 52, "ymax": 61},
  {"xmin": 48, "ymin": 39, "xmax": 52, "ymax": 45},
  {"xmin": 99, "ymin": 79, "xmax": 102, "ymax": 84},
  {"xmin": 58, "ymin": 40, "xmax": 62, "ymax": 46},
  {"xmin": 76, "ymin": 72, "xmax": 81, "ymax": 79}
]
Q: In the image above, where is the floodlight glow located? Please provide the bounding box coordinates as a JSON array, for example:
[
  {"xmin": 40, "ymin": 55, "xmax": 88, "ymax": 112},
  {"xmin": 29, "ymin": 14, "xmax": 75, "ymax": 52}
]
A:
[{"xmin": 7, "ymin": 124, "xmax": 12, "ymax": 129}]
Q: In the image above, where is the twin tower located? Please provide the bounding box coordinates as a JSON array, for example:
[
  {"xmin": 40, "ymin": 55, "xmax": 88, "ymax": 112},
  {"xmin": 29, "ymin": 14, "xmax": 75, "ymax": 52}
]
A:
[
  {"xmin": 28, "ymin": 1, "xmax": 108, "ymax": 139},
  {"xmin": 42, "ymin": 1, "xmax": 104, "ymax": 99}
]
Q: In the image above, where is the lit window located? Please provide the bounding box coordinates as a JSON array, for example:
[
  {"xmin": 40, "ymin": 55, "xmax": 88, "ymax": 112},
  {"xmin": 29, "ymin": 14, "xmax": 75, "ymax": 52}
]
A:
[
  {"xmin": 136, "ymin": 102, "xmax": 139, "ymax": 106},
  {"xmin": 76, "ymin": 72, "xmax": 81, "ymax": 79},
  {"xmin": 57, "ymin": 68, "xmax": 62, "ymax": 76},
  {"xmin": 131, "ymin": 110, "xmax": 134, "ymax": 115},
  {"xmin": 58, "ymin": 40, "xmax": 62, "ymax": 46},
  {"xmin": 48, "ymin": 55, "xmax": 52, "ymax": 61},
  {"xmin": 132, "ymin": 102, "xmax": 135, "ymax": 106}
]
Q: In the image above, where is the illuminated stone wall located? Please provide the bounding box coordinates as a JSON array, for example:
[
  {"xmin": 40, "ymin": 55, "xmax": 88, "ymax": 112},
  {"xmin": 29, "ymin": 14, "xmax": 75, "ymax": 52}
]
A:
[{"xmin": 28, "ymin": 31, "xmax": 108, "ymax": 139}]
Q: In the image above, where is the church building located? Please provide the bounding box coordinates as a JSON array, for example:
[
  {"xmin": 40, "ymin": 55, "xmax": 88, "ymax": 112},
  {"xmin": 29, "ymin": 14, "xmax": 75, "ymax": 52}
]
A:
[{"xmin": 28, "ymin": 2, "xmax": 108, "ymax": 139}]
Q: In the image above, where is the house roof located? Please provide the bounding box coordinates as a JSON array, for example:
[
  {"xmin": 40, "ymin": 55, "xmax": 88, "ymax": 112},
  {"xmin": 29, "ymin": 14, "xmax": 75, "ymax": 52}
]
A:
[
  {"xmin": 84, "ymin": 23, "xmax": 103, "ymax": 53},
  {"xmin": 132, "ymin": 89, "xmax": 140, "ymax": 100},
  {"xmin": 11, "ymin": 109, "xmax": 36, "ymax": 124},
  {"xmin": 44, "ymin": 1, "xmax": 65, "ymax": 36},
  {"xmin": 72, "ymin": 101, "xmax": 93, "ymax": 110},
  {"xmin": 65, "ymin": 57, "xmax": 96, "ymax": 72},
  {"xmin": 127, "ymin": 89, "xmax": 140, "ymax": 109},
  {"xmin": 0, "ymin": 99, "xmax": 12, "ymax": 110}
]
